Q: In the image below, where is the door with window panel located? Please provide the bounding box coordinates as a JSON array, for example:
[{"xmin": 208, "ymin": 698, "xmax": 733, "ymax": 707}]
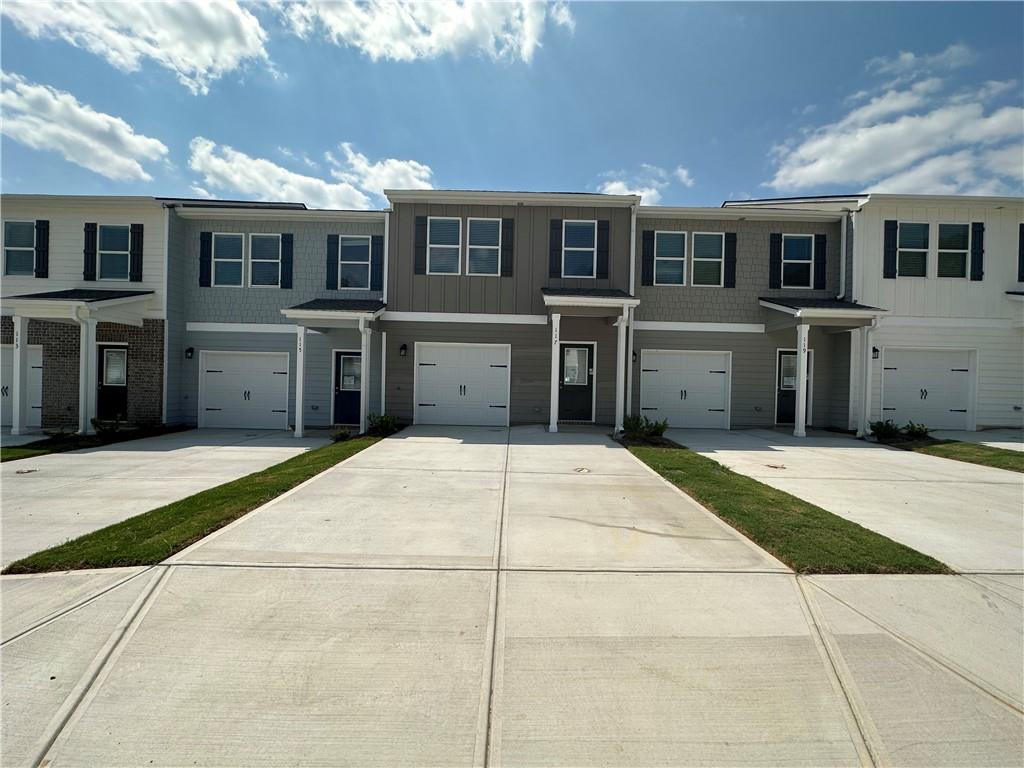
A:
[
  {"xmin": 97, "ymin": 346, "xmax": 129, "ymax": 421},
  {"xmin": 333, "ymin": 352, "xmax": 362, "ymax": 425}
]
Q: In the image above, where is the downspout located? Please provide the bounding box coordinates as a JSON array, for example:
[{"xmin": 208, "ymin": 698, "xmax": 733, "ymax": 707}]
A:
[
  {"xmin": 849, "ymin": 209, "xmax": 859, "ymax": 304},
  {"xmin": 382, "ymin": 208, "xmax": 390, "ymax": 306},
  {"xmin": 857, "ymin": 317, "xmax": 878, "ymax": 437},
  {"xmin": 837, "ymin": 210, "xmax": 848, "ymax": 299},
  {"xmin": 626, "ymin": 201, "xmax": 638, "ymax": 420}
]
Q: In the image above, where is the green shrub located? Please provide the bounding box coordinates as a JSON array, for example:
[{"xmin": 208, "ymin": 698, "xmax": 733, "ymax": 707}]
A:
[
  {"xmin": 869, "ymin": 419, "xmax": 902, "ymax": 440},
  {"xmin": 366, "ymin": 413, "xmax": 400, "ymax": 437},
  {"xmin": 623, "ymin": 414, "xmax": 668, "ymax": 439},
  {"xmin": 330, "ymin": 427, "xmax": 351, "ymax": 443},
  {"xmin": 90, "ymin": 417, "xmax": 122, "ymax": 437},
  {"xmin": 903, "ymin": 421, "xmax": 930, "ymax": 439}
]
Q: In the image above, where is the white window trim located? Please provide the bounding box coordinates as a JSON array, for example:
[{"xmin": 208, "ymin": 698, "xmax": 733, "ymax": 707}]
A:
[
  {"xmin": 896, "ymin": 221, "xmax": 929, "ymax": 279},
  {"xmin": 97, "ymin": 224, "xmax": 131, "ymax": 282},
  {"xmin": 466, "ymin": 217, "xmax": 502, "ymax": 277},
  {"xmin": 653, "ymin": 230, "xmax": 686, "ymax": 286},
  {"xmin": 562, "ymin": 219, "xmax": 598, "ymax": 279},
  {"xmin": 427, "ymin": 216, "xmax": 462, "ymax": 276},
  {"xmin": 781, "ymin": 233, "xmax": 815, "ymax": 290},
  {"xmin": 212, "ymin": 232, "xmax": 245, "ymax": 288},
  {"xmin": 338, "ymin": 234, "xmax": 372, "ymax": 290},
  {"xmin": 248, "ymin": 233, "xmax": 282, "ymax": 288},
  {"xmin": 3, "ymin": 220, "xmax": 35, "ymax": 277},
  {"xmin": 936, "ymin": 222, "xmax": 970, "ymax": 280},
  {"xmin": 691, "ymin": 231, "xmax": 726, "ymax": 288}
]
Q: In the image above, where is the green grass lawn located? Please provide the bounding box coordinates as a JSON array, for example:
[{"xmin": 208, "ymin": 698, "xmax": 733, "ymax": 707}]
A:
[
  {"xmin": 889, "ymin": 439, "xmax": 1024, "ymax": 474},
  {"xmin": 628, "ymin": 441, "xmax": 952, "ymax": 574},
  {"xmin": 3, "ymin": 436, "xmax": 380, "ymax": 575},
  {"xmin": 1, "ymin": 425, "xmax": 188, "ymax": 463}
]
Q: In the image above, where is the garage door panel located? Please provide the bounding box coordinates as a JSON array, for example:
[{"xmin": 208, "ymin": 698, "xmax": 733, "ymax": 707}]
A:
[
  {"xmin": 415, "ymin": 343, "xmax": 509, "ymax": 427},
  {"xmin": 200, "ymin": 352, "xmax": 289, "ymax": 430},
  {"xmin": 882, "ymin": 349, "xmax": 972, "ymax": 430},
  {"xmin": 640, "ymin": 351, "xmax": 730, "ymax": 429}
]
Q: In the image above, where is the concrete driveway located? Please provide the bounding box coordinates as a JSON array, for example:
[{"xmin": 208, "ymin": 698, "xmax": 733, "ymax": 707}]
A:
[
  {"xmin": 0, "ymin": 429, "xmax": 329, "ymax": 567},
  {"xmin": 670, "ymin": 428, "xmax": 1024, "ymax": 573},
  {"xmin": 3, "ymin": 426, "xmax": 1021, "ymax": 766}
]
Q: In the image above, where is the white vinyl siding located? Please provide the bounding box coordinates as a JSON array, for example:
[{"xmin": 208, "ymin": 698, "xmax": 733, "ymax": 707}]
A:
[
  {"xmin": 654, "ymin": 231, "xmax": 685, "ymax": 285},
  {"xmin": 692, "ymin": 232, "xmax": 725, "ymax": 287},
  {"xmin": 562, "ymin": 220, "xmax": 597, "ymax": 278},
  {"xmin": 427, "ymin": 217, "xmax": 461, "ymax": 275},
  {"xmin": 212, "ymin": 233, "xmax": 244, "ymax": 287},
  {"xmin": 467, "ymin": 218, "xmax": 501, "ymax": 276},
  {"xmin": 781, "ymin": 234, "xmax": 813, "ymax": 288},
  {"xmin": 98, "ymin": 224, "xmax": 130, "ymax": 280},
  {"xmin": 339, "ymin": 235, "xmax": 371, "ymax": 289},
  {"xmin": 3, "ymin": 221, "xmax": 35, "ymax": 276}
]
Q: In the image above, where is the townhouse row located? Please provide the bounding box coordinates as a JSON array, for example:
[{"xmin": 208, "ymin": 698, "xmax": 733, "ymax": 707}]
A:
[{"xmin": 2, "ymin": 190, "xmax": 1022, "ymax": 438}]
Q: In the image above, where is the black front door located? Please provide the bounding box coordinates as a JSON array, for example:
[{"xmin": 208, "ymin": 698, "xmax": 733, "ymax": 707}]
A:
[
  {"xmin": 776, "ymin": 350, "xmax": 809, "ymax": 425},
  {"xmin": 97, "ymin": 345, "xmax": 128, "ymax": 421},
  {"xmin": 558, "ymin": 343, "xmax": 594, "ymax": 421},
  {"xmin": 333, "ymin": 351, "xmax": 361, "ymax": 425}
]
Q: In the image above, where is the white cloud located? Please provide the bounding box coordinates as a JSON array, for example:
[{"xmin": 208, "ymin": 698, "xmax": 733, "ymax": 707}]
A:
[
  {"xmin": 674, "ymin": 166, "xmax": 695, "ymax": 188},
  {"xmin": 276, "ymin": 0, "xmax": 573, "ymax": 63},
  {"xmin": 598, "ymin": 162, "xmax": 696, "ymax": 203},
  {"xmin": 189, "ymin": 138, "xmax": 435, "ymax": 209},
  {"xmin": 598, "ymin": 179, "xmax": 662, "ymax": 204},
  {"xmin": 2, "ymin": 0, "xmax": 269, "ymax": 95},
  {"xmin": 867, "ymin": 43, "xmax": 975, "ymax": 77},
  {"xmin": 0, "ymin": 72, "xmax": 168, "ymax": 181}
]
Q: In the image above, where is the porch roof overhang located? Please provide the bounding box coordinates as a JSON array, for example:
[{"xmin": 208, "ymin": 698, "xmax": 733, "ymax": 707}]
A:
[
  {"xmin": 0, "ymin": 289, "xmax": 154, "ymax": 327},
  {"xmin": 280, "ymin": 298, "xmax": 385, "ymax": 330},
  {"xmin": 541, "ymin": 288, "xmax": 640, "ymax": 318},
  {"xmin": 759, "ymin": 297, "xmax": 886, "ymax": 331}
]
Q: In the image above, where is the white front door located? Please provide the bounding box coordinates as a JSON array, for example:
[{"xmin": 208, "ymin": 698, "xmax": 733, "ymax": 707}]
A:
[
  {"xmin": 199, "ymin": 351, "xmax": 290, "ymax": 429},
  {"xmin": 415, "ymin": 343, "xmax": 510, "ymax": 426},
  {"xmin": 1, "ymin": 345, "xmax": 42, "ymax": 428},
  {"xmin": 639, "ymin": 350, "xmax": 730, "ymax": 428},
  {"xmin": 882, "ymin": 348, "xmax": 973, "ymax": 430}
]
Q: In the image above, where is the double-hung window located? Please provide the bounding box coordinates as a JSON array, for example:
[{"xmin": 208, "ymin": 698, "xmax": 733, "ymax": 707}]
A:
[
  {"xmin": 249, "ymin": 234, "xmax": 281, "ymax": 286},
  {"xmin": 98, "ymin": 225, "xmax": 130, "ymax": 280},
  {"xmin": 4, "ymin": 221, "xmax": 35, "ymax": 276},
  {"xmin": 897, "ymin": 223, "xmax": 928, "ymax": 277},
  {"xmin": 654, "ymin": 232, "xmax": 685, "ymax": 285},
  {"xmin": 692, "ymin": 232, "xmax": 725, "ymax": 287},
  {"xmin": 467, "ymin": 218, "xmax": 501, "ymax": 275},
  {"xmin": 212, "ymin": 233, "xmax": 244, "ymax": 287},
  {"xmin": 562, "ymin": 220, "xmax": 597, "ymax": 278},
  {"xmin": 339, "ymin": 235, "xmax": 371, "ymax": 289},
  {"xmin": 427, "ymin": 217, "xmax": 461, "ymax": 274},
  {"xmin": 782, "ymin": 234, "xmax": 814, "ymax": 288},
  {"xmin": 937, "ymin": 223, "xmax": 969, "ymax": 278}
]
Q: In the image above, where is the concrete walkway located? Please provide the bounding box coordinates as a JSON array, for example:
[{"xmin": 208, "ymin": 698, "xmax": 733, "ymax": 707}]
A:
[
  {"xmin": 669, "ymin": 428, "xmax": 1024, "ymax": 573},
  {"xmin": 1, "ymin": 429, "xmax": 329, "ymax": 567},
  {"xmin": 2, "ymin": 426, "xmax": 1021, "ymax": 766}
]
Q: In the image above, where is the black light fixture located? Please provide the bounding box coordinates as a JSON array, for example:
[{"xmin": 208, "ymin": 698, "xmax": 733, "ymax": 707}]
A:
[
  {"xmin": 185, "ymin": 347, "xmax": 195, "ymax": 360},
  {"xmin": 632, "ymin": 350, "xmax": 637, "ymax": 363},
  {"xmin": 872, "ymin": 346, "xmax": 880, "ymax": 360},
  {"xmin": 399, "ymin": 344, "xmax": 408, "ymax": 357}
]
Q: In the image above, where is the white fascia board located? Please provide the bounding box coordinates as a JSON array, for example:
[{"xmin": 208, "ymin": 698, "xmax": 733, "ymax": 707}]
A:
[
  {"xmin": 758, "ymin": 300, "xmax": 885, "ymax": 320},
  {"xmin": 172, "ymin": 208, "xmax": 385, "ymax": 222},
  {"xmin": 641, "ymin": 206, "xmax": 844, "ymax": 222},
  {"xmin": 384, "ymin": 190, "xmax": 640, "ymax": 207},
  {"xmin": 864, "ymin": 193, "xmax": 1024, "ymax": 207},
  {"xmin": 878, "ymin": 316, "xmax": 1015, "ymax": 329},
  {"xmin": 280, "ymin": 309, "xmax": 384, "ymax": 323},
  {"xmin": 633, "ymin": 320, "xmax": 765, "ymax": 333},
  {"xmin": 380, "ymin": 311, "xmax": 548, "ymax": 325},
  {"xmin": 542, "ymin": 295, "xmax": 641, "ymax": 309},
  {"xmin": 0, "ymin": 193, "xmax": 157, "ymax": 205},
  {"xmin": 187, "ymin": 321, "xmax": 298, "ymax": 333}
]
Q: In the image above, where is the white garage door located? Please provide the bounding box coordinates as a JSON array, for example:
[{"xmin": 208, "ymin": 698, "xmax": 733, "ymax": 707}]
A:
[
  {"xmin": 882, "ymin": 348, "xmax": 973, "ymax": 430},
  {"xmin": 415, "ymin": 343, "xmax": 510, "ymax": 426},
  {"xmin": 199, "ymin": 351, "xmax": 289, "ymax": 429},
  {"xmin": 1, "ymin": 345, "xmax": 42, "ymax": 428},
  {"xmin": 640, "ymin": 350, "xmax": 730, "ymax": 428}
]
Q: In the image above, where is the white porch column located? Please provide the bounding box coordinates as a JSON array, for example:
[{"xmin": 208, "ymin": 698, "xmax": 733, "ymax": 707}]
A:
[
  {"xmin": 77, "ymin": 316, "xmax": 98, "ymax": 434},
  {"xmin": 548, "ymin": 313, "xmax": 561, "ymax": 433},
  {"xmin": 614, "ymin": 309, "xmax": 628, "ymax": 433},
  {"xmin": 359, "ymin": 319, "xmax": 371, "ymax": 434},
  {"xmin": 858, "ymin": 321, "xmax": 876, "ymax": 437},
  {"xmin": 294, "ymin": 326, "xmax": 306, "ymax": 438},
  {"xmin": 10, "ymin": 315, "xmax": 29, "ymax": 435},
  {"xmin": 624, "ymin": 306, "xmax": 635, "ymax": 418},
  {"xmin": 793, "ymin": 322, "xmax": 810, "ymax": 438}
]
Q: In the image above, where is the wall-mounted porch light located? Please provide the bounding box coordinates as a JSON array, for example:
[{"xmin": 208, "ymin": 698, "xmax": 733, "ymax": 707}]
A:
[
  {"xmin": 185, "ymin": 347, "xmax": 195, "ymax": 360},
  {"xmin": 632, "ymin": 351, "xmax": 637, "ymax": 363},
  {"xmin": 399, "ymin": 344, "xmax": 408, "ymax": 357},
  {"xmin": 872, "ymin": 346, "xmax": 880, "ymax": 360}
]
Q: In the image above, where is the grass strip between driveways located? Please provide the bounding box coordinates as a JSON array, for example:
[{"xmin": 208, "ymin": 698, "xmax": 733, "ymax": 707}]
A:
[
  {"xmin": 886, "ymin": 439, "xmax": 1024, "ymax": 474},
  {"xmin": 1, "ymin": 425, "xmax": 190, "ymax": 463},
  {"xmin": 2, "ymin": 436, "xmax": 380, "ymax": 575},
  {"xmin": 627, "ymin": 441, "xmax": 952, "ymax": 575}
]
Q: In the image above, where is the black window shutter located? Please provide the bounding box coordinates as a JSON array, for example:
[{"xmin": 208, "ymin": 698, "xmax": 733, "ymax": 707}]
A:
[
  {"xmin": 641, "ymin": 230, "xmax": 655, "ymax": 286},
  {"xmin": 883, "ymin": 220, "xmax": 898, "ymax": 279},
  {"xmin": 549, "ymin": 219, "xmax": 562, "ymax": 277},
  {"xmin": 500, "ymin": 218, "xmax": 514, "ymax": 277},
  {"xmin": 129, "ymin": 223, "xmax": 144, "ymax": 282},
  {"xmin": 199, "ymin": 232, "xmax": 212, "ymax": 287},
  {"xmin": 34, "ymin": 219, "xmax": 49, "ymax": 278},
  {"xmin": 768, "ymin": 233, "xmax": 782, "ymax": 289},
  {"xmin": 1018, "ymin": 223, "xmax": 1024, "ymax": 283},
  {"xmin": 813, "ymin": 233, "xmax": 827, "ymax": 290},
  {"xmin": 83, "ymin": 223, "xmax": 97, "ymax": 281},
  {"xmin": 370, "ymin": 234, "xmax": 384, "ymax": 290},
  {"xmin": 970, "ymin": 222, "xmax": 984, "ymax": 281},
  {"xmin": 414, "ymin": 216, "xmax": 427, "ymax": 274},
  {"xmin": 596, "ymin": 220, "xmax": 610, "ymax": 279},
  {"xmin": 724, "ymin": 232, "xmax": 737, "ymax": 288},
  {"xmin": 280, "ymin": 233, "xmax": 294, "ymax": 289},
  {"xmin": 326, "ymin": 234, "xmax": 339, "ymax": 289}
]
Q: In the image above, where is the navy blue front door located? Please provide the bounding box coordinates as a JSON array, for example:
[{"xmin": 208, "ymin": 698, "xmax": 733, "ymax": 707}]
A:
[{"xmin": 333, "ymin": 352, "xmax": 361, "ymax": 425}]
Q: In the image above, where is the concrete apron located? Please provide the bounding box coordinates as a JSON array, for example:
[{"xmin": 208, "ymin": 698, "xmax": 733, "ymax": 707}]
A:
[{"xmin": 2, "ymin": 426, "xmax": 1021, "ymax": 766}]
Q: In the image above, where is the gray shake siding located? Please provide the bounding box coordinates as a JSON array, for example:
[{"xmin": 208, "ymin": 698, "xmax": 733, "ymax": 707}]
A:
[{"xmin": 387, "ymin": 203, "xmax": 632, "ymax": 315}]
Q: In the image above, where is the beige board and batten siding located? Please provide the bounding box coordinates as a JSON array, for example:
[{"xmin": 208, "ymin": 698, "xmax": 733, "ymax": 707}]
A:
[{"xmin": 387, "ymin": 203, "xmax": 632, "ymax": 316}]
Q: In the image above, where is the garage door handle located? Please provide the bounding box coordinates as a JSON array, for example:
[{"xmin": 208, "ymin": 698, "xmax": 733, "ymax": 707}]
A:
[
  {"xmin": 489, "ymin": 405, "xmax": 506, "ymax": 409},
  {"xmin": 920, "ymin": 389, "xmax": 928, "ymax": 400},
  {"xmin": 273, "ymin": 371, "xmax": 287, "ymax": 375},
  {"xmin": 206, "ymin": 369, "xmax": 223, "ymax": 374},
  {"xmin": 641, "ymin": 407, "xmax": 657, "ymax": 411},
  {"xmin": 418, "ymin": 403, "xmax": 436, "ymax": 407},
  {"xmin": 0, "ymin": 386, "xmax": 7, "ymax": 397},
  {"xmin": 681, "ymin": 389, "xmax": 686, "ymax": 400},
  {"xmin": 205, "ymin": 408, "xmax": 223, "ymax": 411},
  {"xmin": 883, "ymin": 407, "xmax": 895, "ymax": 411},
  {"xmin": 419, "ymin": 362, "xmax": 437, "ymax": 367},
  {"xmin": 271, "ymin": 409, "xmax": 286, "ymax": 413},
  {"xmin": 489, "ymin": 364, "xmax": 507, "ymax": 368},
  {"xmin": 883, "ymin": 367, "xmax": 897, "ymax": 371}
]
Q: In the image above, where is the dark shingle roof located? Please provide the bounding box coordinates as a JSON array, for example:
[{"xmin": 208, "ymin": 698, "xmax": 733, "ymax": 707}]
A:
[
  {"xmin": 3, "ymin": 289, "xmax": 153, "ymax": 303},
  {"xmin": 760, "ymin": 297, "xmax": 885, "ymax": 311},
  {"xmin": 541, "ymin": 288, "xmax": 635, "ymax": 299},
  {"xmin": 286, "ymin": 299, "xmax": 385, "ymax": 313},
  {"xmin": 1006, "ymin": 290, "xmax": 1024, "ymax": 296}
]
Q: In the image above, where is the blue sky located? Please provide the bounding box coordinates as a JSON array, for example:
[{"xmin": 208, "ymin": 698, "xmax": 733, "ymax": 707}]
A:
[{"xmin": 2, "ymin": 1, "xmax": 1022, "ymax": 208}]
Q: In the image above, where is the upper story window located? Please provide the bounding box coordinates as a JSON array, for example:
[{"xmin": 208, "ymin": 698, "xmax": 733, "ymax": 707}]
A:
[
  {"xmin": 562, "ymin": 220, "xmax": 597, "ymax": 278},
  {"xmin": 212, "ymin": 233, "xmax": 244, "ymax": 287},
  {"xmin": 937, "ymin": 223, "xmax": 969, "ymax": 279},
  {"xmin": 428, "ymin": 217, "xmax": 461, "ymax": 275},
  {"xmin": 4, "ymin": 221, "xmax": 35, "ymax": 276},
  {"xmin": 654, "ymin": 231, "xmax": 685, "ymax": 285},
  {"xmin": 249, "ymin": 234, "xmax": 282, "ymax": 287},
  {"xmin": 98, "ymin": 225, "xmax": 130, "ymax": 280},
  {"xmin": 897, "ymin": 222, "xmax": 928, "ymax": 277},
  {"xmin": 692, "ymin": 232, "xmax": 725, "ymax": 287},
  {"xmin": 339, "ymin": 235, "xmax": 371, "ymax": 289},
  {"xmin": 467, "ymin": 218, "xmax": 501, "ymax": 276},
  {"xmin": 782, "ymin": 234, "xmax": 814, "ymax": 288}
]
